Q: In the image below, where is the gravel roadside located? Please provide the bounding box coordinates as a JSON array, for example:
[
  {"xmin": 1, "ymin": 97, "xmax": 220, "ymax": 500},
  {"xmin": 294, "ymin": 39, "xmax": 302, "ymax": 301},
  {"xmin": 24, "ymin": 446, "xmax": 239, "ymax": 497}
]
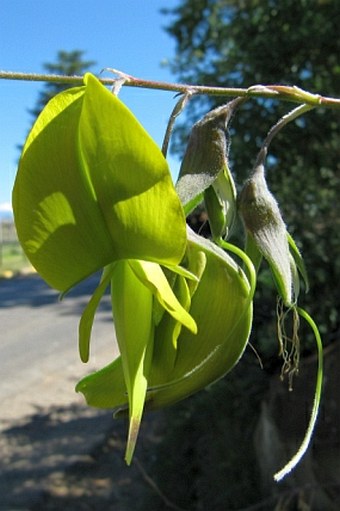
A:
[
  {"xmin": 0, "ymin": 402, "xmax": 169, "ymax": 511},
  {"xmin": 0, "ymin": 273, "xmax": 172, "ymax": 511}
]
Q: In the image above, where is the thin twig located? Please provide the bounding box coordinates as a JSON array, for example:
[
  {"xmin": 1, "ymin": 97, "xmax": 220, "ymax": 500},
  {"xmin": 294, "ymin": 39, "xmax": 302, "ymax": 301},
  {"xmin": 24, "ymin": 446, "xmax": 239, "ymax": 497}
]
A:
[
  {"xmin": 162, "ymin": 91, "xmax": 193, "ymax": 157},
  {"xmin": 1, "ymin": 69, "xmax": 340, "ymax": 109},
  {"xmin": 254, "ymin": 103, "xmax": 316, "ymax": 167},
  {"xmin": 134, "ymin": 456, "xmax": 189, "ymax": 511}
]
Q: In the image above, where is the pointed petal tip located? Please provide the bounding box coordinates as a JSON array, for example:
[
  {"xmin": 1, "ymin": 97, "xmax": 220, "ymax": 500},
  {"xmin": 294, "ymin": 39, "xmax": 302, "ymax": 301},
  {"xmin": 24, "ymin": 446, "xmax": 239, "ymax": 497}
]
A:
[{"xmin": 125, "ymin": 416, "xmax": 141, "ymax": 465}]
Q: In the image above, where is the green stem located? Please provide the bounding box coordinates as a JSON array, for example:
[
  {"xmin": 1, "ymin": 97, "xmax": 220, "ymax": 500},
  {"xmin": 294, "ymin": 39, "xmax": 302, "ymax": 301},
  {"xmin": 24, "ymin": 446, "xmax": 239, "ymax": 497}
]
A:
[
  {"xmin": 1, "ymin": 69, "xmax": 340, "ymax": 109},
  {"xmin": 273, "ymin": 306, "xmax": 323, "ymax": 481},
  {"xmin": 217, "ymin": 238, "xmax": 257, "ymax": 303},
  {"xmin": 162, "ymin": 91, "xmax": 192, "ymax": 157},
  {"xmin": 254, "ymin": 103, "xmax": 316, "ymax": 167}
]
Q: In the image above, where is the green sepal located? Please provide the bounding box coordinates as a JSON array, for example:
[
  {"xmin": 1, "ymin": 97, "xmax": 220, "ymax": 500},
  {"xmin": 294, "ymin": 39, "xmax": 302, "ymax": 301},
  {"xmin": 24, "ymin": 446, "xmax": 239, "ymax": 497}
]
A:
[
  {"xmin": 287, "ymin": 233, "xmax": 309, "ymax": 292},
  {"xmin": 239, "ymin": 163, "xmax": 293, "ymax": 305},
  {"xmin": 183, "ymin": 193, "xmax": 204, "ymax": 217},
  {"xmin": 204, "ymin": 165, "xmax": 237, "ymax": 240},
  {"xmin": 204, "ymin": 185, "xmax": 227, "ymax": 240}
]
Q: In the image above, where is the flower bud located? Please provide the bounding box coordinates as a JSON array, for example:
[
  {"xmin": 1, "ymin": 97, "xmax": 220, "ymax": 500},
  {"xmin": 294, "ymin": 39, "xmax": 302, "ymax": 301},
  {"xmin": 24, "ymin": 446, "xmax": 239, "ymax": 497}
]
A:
[
  {"xmin": 176, "ymin": 98, "xmax": 243, "ymax": 212},
  {"xmin": 238, "ymin": 163, "xmax": 293, "ymax": 305}
]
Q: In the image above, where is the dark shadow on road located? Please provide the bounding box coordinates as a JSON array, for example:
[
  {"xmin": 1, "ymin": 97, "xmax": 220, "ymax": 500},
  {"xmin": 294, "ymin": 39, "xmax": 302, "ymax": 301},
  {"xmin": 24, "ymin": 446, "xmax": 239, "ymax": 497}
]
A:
[
  {"xmin": 0, "ymin": 274, "xmax": 59, "ymax": 307},
  {"xmin": 0, "ymin": 273, "xmax": 111, "ymax": 315},
  {"xmin": 0, "ymin": 404, "xmax": 117, "ymax": 509},
  {"xmin": 0, "ymin": 403, "xmax": 166, "ymax": 511}
]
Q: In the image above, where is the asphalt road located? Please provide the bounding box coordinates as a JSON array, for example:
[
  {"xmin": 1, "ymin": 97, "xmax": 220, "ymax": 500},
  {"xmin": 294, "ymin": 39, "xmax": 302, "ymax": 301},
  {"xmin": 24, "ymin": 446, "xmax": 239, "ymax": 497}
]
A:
[{"xmin": 0, "ymin": 272, "xmax": 118, "ymax": 429}]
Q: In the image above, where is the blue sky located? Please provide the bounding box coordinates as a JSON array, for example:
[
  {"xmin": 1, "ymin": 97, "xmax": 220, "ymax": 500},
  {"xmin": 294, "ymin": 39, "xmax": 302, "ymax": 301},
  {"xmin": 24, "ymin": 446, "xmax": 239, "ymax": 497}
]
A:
[{"xmin": 0, "ymin": 0, "xmax": 182, "ymax": 213}]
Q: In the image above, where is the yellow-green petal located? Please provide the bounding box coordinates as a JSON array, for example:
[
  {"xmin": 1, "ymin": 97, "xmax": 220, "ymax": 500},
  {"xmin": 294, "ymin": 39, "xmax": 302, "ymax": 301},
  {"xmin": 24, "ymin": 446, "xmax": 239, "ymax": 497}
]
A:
[
  {"xmin": 110, "ymin": 261, "xmax": 154, "ymax": 464},
  {"xmin": 80, "ymin": 74, "xmax": 187, "ymax": 266},
  {"xmin": 129, "ymin": 259, "xmax": 197, "ymax": 335},
  {"xmin": 78, "ymin": 265, "xmax": 115, "ymax": 363},
  {"xmin": 13, "ymin": 73, "xmax": 187, "ymax": 292},
  {"xmin": 13, "ymin": 87, "xmax": 116, "ymax": 291},
  {"xmin": 147, "ymin": 230, "xmax": 253, "ymax": 409}
]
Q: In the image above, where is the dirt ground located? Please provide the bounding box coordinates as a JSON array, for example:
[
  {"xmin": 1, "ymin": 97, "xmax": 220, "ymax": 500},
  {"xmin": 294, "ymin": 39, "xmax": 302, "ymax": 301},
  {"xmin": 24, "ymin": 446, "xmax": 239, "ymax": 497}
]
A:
[
  {"xmin": 2, "ymin": 344, "xmax": 340, "ymax": 511},
  {"xmin": 1, "ymin": 403, "xmax": 182, "ymax": 511}
]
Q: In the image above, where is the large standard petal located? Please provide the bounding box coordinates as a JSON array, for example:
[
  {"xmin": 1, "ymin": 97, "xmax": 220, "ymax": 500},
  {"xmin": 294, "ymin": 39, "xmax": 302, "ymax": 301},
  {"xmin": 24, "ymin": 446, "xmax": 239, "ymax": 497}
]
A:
[
  {"xmin": 79, "ymin": 74, "xmax": 187, "ymax": 266},
  {"xmin": 13, "ymin": 87, "xmax": 117, "ymax": 291},
  {"xmin": 13, "ymin": 74, "xmax": 188, "ymax": 291}
]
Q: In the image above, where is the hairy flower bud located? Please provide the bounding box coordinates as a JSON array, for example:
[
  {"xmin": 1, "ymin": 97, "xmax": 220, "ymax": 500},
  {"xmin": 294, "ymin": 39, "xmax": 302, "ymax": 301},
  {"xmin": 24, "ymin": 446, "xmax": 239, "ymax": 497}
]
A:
[
  {"xmin": 238, "ymin": 163, "xmax": 293, "ymax": 305},
  {"xmin": 176, "ymin": 98, "xmax": 243, "ymax": 212}
]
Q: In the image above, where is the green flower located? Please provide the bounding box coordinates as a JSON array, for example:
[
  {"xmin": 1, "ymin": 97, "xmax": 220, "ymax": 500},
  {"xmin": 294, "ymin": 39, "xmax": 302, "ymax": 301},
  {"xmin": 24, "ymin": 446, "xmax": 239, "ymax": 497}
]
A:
[
  {"xmin": 13, "ymin": 73, "xmax": 197, "ymax": 462},
  {"xmin": 13, "ymin": 73, "xmax": 187, "ymax": 291},
  {"xmin": 13, "ymin": 74, "xmax": 253, "ymax": 465},
  {"xmin": 76, "ymin": 227, "xmax": 252, "ymax": 417}
]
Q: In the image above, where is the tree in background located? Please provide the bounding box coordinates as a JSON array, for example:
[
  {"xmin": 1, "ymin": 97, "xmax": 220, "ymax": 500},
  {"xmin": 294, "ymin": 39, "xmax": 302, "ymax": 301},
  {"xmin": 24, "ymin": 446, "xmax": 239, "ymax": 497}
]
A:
[
  {"xmin": 137, "ymin": 2, "xmax": 340, "ymax": 509},
  {"xmin": 29, "ymin": 50, "xmax": 96, "ymax": 120},
  {"xmin": 163, "ymin": 0, "xmax": 340, "ymax": 350}
]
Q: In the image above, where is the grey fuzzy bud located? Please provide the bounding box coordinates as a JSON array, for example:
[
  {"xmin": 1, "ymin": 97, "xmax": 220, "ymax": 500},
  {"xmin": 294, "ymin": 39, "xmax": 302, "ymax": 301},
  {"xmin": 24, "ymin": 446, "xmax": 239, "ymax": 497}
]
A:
[
  {"xmin": 239, "ymin": 164, "xmax": 292, "ymax": 305},
  {"xmin": 176, "ymin": 98, "xmax": 243, "ymax": 208}
]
